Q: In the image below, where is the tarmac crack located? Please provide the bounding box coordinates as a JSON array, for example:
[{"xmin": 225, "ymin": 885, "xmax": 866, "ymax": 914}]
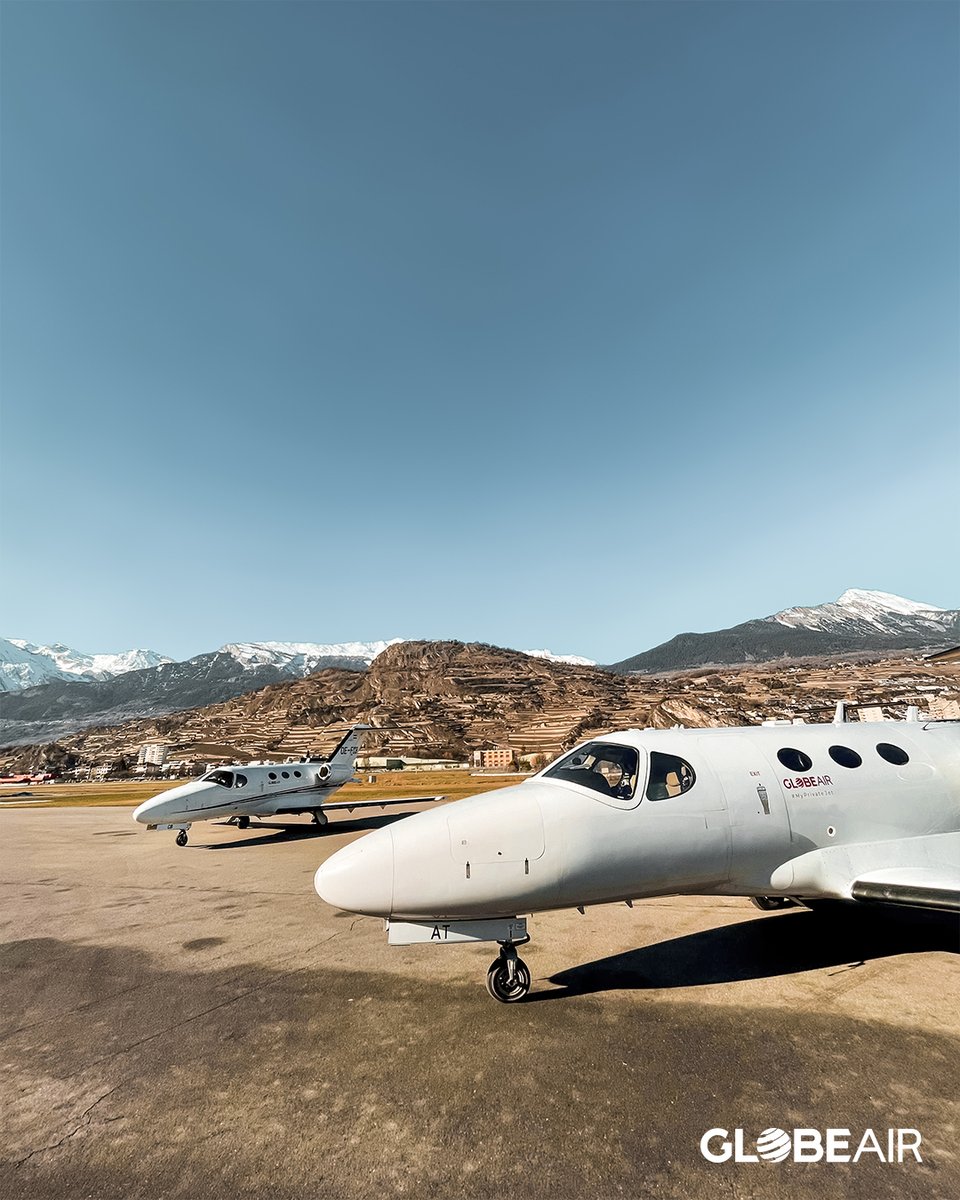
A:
[
  {"xmin": 60, "ymin": 930, "xmax": 352, "ymax": 1080},
  {"xmin": 10, "ymin": 1080, "xmax": 127, "ymax": 1170},
  {"xmin": 0, "ymin": 982, "xmax": 149, "ymax": 1043}
]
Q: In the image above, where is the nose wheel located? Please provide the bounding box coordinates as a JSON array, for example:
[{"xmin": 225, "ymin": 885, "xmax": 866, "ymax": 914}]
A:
[
  {"xmin": 175, "ymin": 830, "xmax": 188, "ymax": 847},
  {"xmin": 485, "ymin": 942, "xmax": 531, "ymax": 1003}
]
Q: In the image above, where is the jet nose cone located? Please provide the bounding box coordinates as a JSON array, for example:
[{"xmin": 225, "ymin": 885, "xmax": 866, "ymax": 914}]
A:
[
  {"xmin": 133, "ymin": 797, "xmax": 156, "ymax": 824},
  {"xmin": 314, "ymin": 829, "xmax": 394, "ymax": 916}
]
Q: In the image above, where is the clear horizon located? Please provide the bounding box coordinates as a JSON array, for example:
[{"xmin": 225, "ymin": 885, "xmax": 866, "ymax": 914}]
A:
[{"xmin": 2, "ymin": 3, "xmax": 957, "ymax": 663}]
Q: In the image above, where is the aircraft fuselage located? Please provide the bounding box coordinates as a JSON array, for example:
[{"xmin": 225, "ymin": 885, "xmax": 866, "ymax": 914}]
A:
[{"xmin": 315, "ymin": 721, "xmax": 960, "ymax": 922}]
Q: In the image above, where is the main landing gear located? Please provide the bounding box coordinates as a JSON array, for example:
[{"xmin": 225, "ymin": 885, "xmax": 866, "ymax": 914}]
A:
[
  {"xmin": 312, "ymin": 811, "xmax": 329, "ymax": 828},
  {"xmin": 176, "ymin": 830, "xmax": 188, "ymax": 847},
  {"xmin": 236, "ymin": 815, "xmax": 250, "ymax": 830},
  {"xmin": 485, "ymin": 939, "xmax": 532, "ymax": 1003},
  {"xmin": 750, "ymin": 895, "xmax": 797, "ymax": 911}
]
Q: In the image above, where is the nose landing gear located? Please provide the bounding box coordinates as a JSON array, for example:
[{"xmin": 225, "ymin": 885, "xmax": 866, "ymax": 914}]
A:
[
  {"xmin": 175, "ymin": 830, "xmax": 188, "ymax": 847},
  {"xmin": 485, "ymin": 940, "xmax": 532, "ymax": 1003}
]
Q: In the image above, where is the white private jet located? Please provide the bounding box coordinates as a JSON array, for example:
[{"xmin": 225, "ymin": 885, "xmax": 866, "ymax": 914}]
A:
[
  {"xmin": 133, "ymin": 725, "xmax": 443, "ymax": 846},
  {"xmin": 315, "ymin": 713, "xmax": 960, "ymax": 1001}
]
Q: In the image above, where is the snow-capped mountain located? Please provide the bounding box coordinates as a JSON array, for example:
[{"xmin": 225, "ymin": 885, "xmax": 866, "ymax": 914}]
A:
[
  {"xmin": 608, "ymin": 589, "xmax": 959, "ymax": 674},
  {"xmin": 0, "ymin": 636, "xmax": 402, "ymax": 695},
  {"xmin": 768, "ymin": 589, "xmax": 950, "ymax": 637},
  {"xmin": 0, "ymin": 638, "xmax": 172, "ymax": 692},
  {"xmin": 523, "ymin": 648, "xmax": 596, "ymax": 667},
  {"xmin": 220, "ymin": 639, "xmax": 402, "ymax": 673}
]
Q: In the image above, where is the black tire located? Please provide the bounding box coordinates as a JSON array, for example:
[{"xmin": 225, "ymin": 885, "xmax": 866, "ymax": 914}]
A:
[
  {"xmin": 485, "ymin": 956, "xmax": 531, "ymax": 1003},
  {"xmin": 176, "ymin": 830, "xmax": 188, "ymax": 847},
  {"xmin": 237, "ymin": 816, "xmax": 250, "ymax": 830},
  {"xmin": 750, "ymin": 895, "xmax": 793, "ymax": 911}
]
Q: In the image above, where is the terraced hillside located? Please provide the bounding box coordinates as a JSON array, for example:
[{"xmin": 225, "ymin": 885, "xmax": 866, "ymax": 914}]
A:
[{"xmin": 2, "ymin": 640, "xmax": 958, "ymax": 775}]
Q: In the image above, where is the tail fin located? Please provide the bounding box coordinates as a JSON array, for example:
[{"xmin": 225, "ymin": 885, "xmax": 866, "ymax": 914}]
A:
[{"xmin": 325, "ymin": 725, "xmax": 372, "ymax": 776}]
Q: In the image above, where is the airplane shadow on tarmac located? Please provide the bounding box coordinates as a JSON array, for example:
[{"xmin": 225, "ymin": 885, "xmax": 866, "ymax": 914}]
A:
[
  {"xmin": 201, "ymin": 812, "xmax": 411, "ymax": 850},
  {"xmin": 535, "ymin": 907, "xmax": 959, "ymax": 999}
]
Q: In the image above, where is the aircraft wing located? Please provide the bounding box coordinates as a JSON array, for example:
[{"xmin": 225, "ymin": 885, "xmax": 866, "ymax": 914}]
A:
[
  {"xmin": 770, "ymin": 831, "xmax": 960, "ymax": 913},
  {"xmin": 319, "ymin": 795, "xmax": 446, "ymax": 813}
]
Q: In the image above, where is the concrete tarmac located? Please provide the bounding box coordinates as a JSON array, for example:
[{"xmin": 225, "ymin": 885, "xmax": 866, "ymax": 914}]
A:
[{"xmin": 1, "ymin": 806, "xmax": 958, "ymax": 1200}]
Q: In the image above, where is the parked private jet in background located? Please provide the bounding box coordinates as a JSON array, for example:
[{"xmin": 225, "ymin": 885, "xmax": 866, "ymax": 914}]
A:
[
  {"xmin": 315, "ymin": 713, "xmax": 960, "ymax": 1001},
  {"xmin": 134, "ymin": 725, "xmax": 443, "ymax": 845}
]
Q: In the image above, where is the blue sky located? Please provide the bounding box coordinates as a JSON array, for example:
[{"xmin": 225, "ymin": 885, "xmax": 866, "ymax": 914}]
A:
[{"xmin": 2, "ymin": 1, "xmax": 957, "ymax": 663}]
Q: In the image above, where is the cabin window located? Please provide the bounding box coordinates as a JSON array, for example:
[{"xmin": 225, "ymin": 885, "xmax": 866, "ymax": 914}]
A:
[
  {"xmin": 282, "ymin": 771, "xmax": 290, "ymax": 779},
  {"xmin": 294, "ymin": 770, "xmax": 302, "ymax": 778},
  {"xmin": 777, "ymin": 748, "xmax": 813, "ymax": 773},
  {"xmin": 645, "ymin": 752, "xmax": 696, "ymax": 801},
  {"xmin": 876, "ymin": 742, "xmax": 909, "ymax": 766},
  {"xmin": 204, "ymin": 770, "xmax": 234, "ymax": 788},
  {"xmin": 268, "ymin": 772, "xmax": 277, "ymax": 781},
  {"xmin": 234, "ymin": 773, "xmax": 248, "ymax": 788},
  {"xmin": 828, "ymin": 745, "xmax": 862, "ymax": 769},
  {"xmin": 544, "ymin": 741, "xmax": 640, "ymax": 801}
]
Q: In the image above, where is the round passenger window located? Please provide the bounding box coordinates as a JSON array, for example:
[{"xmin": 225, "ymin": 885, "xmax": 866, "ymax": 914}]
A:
[
  {"xmin": 876, "ymin": 743, "xmax": 909, "ymax": 766},
  {"xmin": 268, "ymin": 772, "xmax": 277, "ymax": 780},
  {"xmin": 294, "ymin": 770, "xmax": 301, "ymax": 778},
  {"xmin": 777, "ymin": 748, "xmax": 813, "ymax": 772},
  {"xmin": 281, "ymin": 771, "xmax": 290, "ymax": 778},
  {"xmin": 828, "ymin": 745, "xmax": 862, "ymax": 769}
]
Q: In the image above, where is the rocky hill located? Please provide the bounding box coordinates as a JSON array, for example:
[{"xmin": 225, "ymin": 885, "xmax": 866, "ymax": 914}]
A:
[
  {"xmin": 2, "ymin": 640, "xmax": 957, "ymax": 776},
  {"xmin": 0, "ymin": 636, "xmax": 596, "ymax": 744},
  {"xmin": 607, "ymin": 590, "xmax": 959, "ymax": 674}
]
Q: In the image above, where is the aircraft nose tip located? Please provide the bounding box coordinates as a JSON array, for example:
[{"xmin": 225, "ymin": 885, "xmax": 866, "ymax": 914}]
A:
[
  {"xmin": 314, "ymin": 829, "xmax": 394, "ymax": 916},
  {"xmin": 133, "ymin": 798, "xmax": 153, "ymax": 824},
  {"xmin": 133, "ymin": 791, "xmax": 175, "ymax": 824}
]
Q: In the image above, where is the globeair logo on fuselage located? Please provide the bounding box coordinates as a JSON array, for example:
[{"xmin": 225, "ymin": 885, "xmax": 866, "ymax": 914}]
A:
[{"xmin": 700, "ymin": 1127, "xmax": 923, "ymax": 1164}]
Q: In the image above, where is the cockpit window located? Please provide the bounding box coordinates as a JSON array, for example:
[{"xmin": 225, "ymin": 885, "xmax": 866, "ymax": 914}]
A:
[
  {"xmin": 645, "ymin": 752, "xmax": 696, "ymax": 801},
  {"xmin": 234, "ymin": 773, "xmax": 248, "ymax": 788},
  {"xmin": 544, "ymin": 742, "xmax": 640, "ymax": 801},
  {"xmin": 204, "ymin": 770, "xmax": 235, "ymax": 788}
]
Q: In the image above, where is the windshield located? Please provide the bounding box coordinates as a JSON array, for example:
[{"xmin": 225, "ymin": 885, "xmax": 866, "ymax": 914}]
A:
[
  {"xmin": 203, "ymin": 770, "xmax": 234, "ymax": 788},
  {"xmin": 544, "ymin": 742, "xmax": 640, "ymax": 801},
  {"xmin": 202, "ymin": 770, "xmax": 247, "ymax": 789}
]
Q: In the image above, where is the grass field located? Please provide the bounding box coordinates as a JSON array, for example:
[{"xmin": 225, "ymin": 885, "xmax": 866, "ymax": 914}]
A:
[{"xmin": 0, "ymin": 769, "xmax": 525, "ymax": 809}]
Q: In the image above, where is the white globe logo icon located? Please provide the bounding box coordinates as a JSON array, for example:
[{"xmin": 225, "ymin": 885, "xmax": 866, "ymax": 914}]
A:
[{"xmin": 756, "ymin": 1128, "xmax": 792, "ymax": 1162}]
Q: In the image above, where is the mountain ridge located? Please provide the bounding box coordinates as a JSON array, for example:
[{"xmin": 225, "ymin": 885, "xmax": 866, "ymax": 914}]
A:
[
  {"xmin": 2, "ymin": 590, "xmax": 955, "ymax": 742},
  {"xmin": 3, "ymin": 638, "xmax": 957, "ymax": 777},
  {"xmin": 607, "ymin": 589, "xmax": 959, "ymax": 674},
  {"xmin": 0, "ymin": 639, "xmax": 173, "ymax": 692}
]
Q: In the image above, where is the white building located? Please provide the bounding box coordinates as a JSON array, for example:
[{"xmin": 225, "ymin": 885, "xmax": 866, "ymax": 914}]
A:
[{"xmin": 138, "ymin": 743, "xmax": 168, "ymax": 767}]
